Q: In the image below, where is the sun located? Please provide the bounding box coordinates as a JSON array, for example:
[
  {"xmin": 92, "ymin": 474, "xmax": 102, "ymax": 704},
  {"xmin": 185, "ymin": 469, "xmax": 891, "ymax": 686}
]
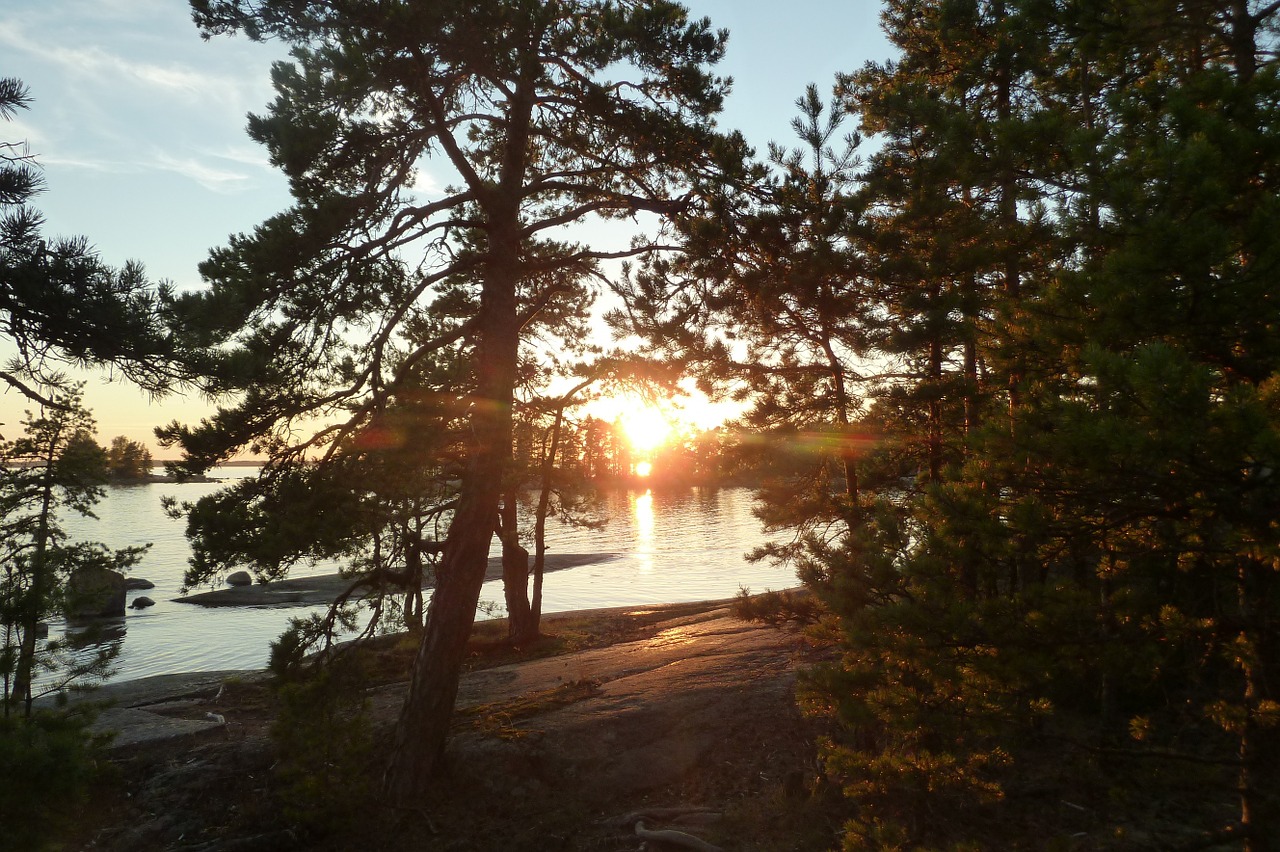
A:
[
  {"xmin": 634, "ymin": 460, "xmax": 653, "ymax": 477},
  {"xmin": 620, "ymin": 405, "xmax": 673, "ymax": 453}
]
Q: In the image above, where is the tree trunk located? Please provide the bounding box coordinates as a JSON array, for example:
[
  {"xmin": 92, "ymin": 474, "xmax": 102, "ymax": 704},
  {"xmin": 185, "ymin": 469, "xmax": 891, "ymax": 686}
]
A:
[
  {"xmin": 12, "ymin": 430, "xmax": 59, "ymax": 716},
  {"xmin": 382, "ymin": 225, "xmax": 523, "ymax": 804},
  {"xmin": 403, "ymin": 532, "xmax": 423, "ymax": 631},
  {"xmin": 383, "ymin": 45, "xmax": 537, "ymax": 802},
  {"xmin": 501, "ymin": 490, "xmax": 535, "ymax": 644},
  {"xmin": 381, "ymin": 490, "xmax": 500, "ymax": 802},
  {"xmin": 531, "ymin": 405, "xmax": 566, "ymax": 626}
]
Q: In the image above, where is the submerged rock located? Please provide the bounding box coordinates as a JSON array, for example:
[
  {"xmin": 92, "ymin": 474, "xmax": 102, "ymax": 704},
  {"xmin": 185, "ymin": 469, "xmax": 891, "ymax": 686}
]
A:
[{"xmin": 125, "ymin": 578, "xmax": 155, "ymax": 590}]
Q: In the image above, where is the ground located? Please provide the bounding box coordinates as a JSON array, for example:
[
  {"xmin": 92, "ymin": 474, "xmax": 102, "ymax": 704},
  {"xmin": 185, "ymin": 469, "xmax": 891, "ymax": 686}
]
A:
[{"xmin": 60, "ymin": 598, "xmax": 842, "ymax": 852}]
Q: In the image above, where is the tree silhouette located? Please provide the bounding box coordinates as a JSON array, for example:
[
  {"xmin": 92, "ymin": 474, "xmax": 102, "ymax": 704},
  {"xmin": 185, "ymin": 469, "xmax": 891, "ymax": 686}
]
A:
[{"xmin": 169, "ymin": 0, "xmax": 745, "ymax": 800}]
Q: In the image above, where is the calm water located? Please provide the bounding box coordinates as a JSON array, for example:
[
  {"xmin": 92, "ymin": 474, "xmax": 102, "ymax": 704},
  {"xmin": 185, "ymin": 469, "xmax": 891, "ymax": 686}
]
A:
[{"xmin": 57, "ymin": 470, "xmax": 793, "ymax": 682}]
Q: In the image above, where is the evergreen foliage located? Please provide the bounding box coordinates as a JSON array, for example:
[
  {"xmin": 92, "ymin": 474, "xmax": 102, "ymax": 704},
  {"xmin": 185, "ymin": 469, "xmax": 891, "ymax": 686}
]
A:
[
  {"xmin": 0, "ymin": 388, "xmax": 148, "ymax": 717},
  {"xmin": 617, "ymin": 1, "xmax": 1280, "ymax": 847},
  {"xmin": 0, "ymin": 709, "xmax": 110, "ymax": 852},
  {"xmin": 0, "ymin": 78, "xmax": 176, "ymax": 402},
  {"xmin": 168, "ymin": 0, "xmax": 742, "ymax": 800},
  {"xmin": 269, "ymin": 658, "xmax": 374, "ymax": 836}
]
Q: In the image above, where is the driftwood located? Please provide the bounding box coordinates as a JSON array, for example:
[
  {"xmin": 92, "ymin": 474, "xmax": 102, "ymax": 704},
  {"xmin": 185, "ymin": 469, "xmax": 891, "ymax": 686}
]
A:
[{"xmin": 635, "ymin": 820, "xmax": 724, "ymax": 852}]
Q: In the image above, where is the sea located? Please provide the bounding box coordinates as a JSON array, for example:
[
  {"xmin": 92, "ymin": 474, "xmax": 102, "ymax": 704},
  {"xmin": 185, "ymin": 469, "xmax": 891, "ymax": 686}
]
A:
[{"xmin": 55, "ymin": 468, "xmax": 795, "ymax": 682}]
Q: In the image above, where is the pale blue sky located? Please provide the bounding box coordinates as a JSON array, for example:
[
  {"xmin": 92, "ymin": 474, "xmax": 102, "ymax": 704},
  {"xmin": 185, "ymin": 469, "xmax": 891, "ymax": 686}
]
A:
[{"xmin": 3, "ymin": 0, "xmax": 892, "ymax": 452}]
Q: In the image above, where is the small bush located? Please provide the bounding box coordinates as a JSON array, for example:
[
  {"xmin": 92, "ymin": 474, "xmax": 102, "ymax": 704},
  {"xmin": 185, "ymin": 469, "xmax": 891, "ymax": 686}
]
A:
[
  {"xmin": 271, "ymin": 658, "xmax": 375, "ymax": 836},
  {"xmin": 0, "ymin": 710, "xmax": 107, "ymax": 852},
  {"xmin": 733, "ymin": 587, "xmax": 823, "ymax": 626}
]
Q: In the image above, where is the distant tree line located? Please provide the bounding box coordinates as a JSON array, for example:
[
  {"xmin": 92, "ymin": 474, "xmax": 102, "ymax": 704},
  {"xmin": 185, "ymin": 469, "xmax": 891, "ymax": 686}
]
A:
[{"xmin": 511, "ymin": 412, "xmax": 735, "ymax": 487}]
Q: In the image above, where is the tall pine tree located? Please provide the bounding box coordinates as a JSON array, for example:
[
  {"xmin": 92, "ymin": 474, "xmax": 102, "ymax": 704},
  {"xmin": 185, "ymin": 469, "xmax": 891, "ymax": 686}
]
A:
[{"xmin": 172, "ymin": 0, "xmax": 744, "ymax": 801}]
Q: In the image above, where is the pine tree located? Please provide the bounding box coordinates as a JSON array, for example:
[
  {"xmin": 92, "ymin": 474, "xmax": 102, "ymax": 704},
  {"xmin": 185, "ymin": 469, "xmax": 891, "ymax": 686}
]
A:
[
  {"xmin": 0, "ymin": 78, "xmax": 175, "ymax": 400},
  {"xmin": 796, "ymin": 2, "xmax": 1280, "ymax": 846},
  {"xmin": 172, "ymin": 0, "xmax": 741, "ymax": 800},
  {"xmin": 612, "ymin": 85, "xmax": 875, "ymax": 579},
  {"xmin": 0, "ymin": 387, "xmax": 147, "ymax": 718}
]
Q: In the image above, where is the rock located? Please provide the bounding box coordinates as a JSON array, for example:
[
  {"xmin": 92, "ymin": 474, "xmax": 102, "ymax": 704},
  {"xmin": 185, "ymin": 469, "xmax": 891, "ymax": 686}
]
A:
[
  {"xmin": 226, "ymin": 570, "xmax": 253, "ymax": 587},
  {"xmin": 130, "ymin": 596, "xmax": 156, "ymax": 609},
  {"xmin": 125, "ymin": 577, "xmax": 155, "ymax": 590},
  {"xmin": 65, "ymin": 566, "xmax": 127, "ymax": 619}
]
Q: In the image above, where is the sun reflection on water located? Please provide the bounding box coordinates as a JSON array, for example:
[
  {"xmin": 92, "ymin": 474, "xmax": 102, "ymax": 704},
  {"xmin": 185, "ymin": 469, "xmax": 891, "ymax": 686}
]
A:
[{"xmin": 634, "ymin": 489, "xmax": 654, "ymax": 574}]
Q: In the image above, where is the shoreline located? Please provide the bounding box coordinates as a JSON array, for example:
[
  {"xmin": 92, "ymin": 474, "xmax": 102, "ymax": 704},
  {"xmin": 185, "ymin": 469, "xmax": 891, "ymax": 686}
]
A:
[
  {"xmin": 72, "ymin": 594, "xmax": 756, "ymax": 710},
  {"xmin": 173, "ymin": 552, "xmax": 620, "ymax": 607}
]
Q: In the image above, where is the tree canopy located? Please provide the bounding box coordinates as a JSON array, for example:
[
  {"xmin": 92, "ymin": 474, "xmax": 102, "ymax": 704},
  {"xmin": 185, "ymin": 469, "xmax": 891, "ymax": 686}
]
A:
[
  {"xmin": 615, "ymin": 1, "xmax": 1280, "ymax": 847},
  {"xmin": 167, "ymin": 0, "xmax": 745, "ymax": 801},
  {"xmin": 0, "ymin": 78, "xmax": 177, "ymax": 404}
]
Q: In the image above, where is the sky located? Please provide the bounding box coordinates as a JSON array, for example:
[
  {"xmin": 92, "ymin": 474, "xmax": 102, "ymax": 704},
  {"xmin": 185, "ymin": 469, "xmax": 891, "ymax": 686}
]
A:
[{"xmin": 3, "ymin": 0, "xmax": 893, "ymax": 453}]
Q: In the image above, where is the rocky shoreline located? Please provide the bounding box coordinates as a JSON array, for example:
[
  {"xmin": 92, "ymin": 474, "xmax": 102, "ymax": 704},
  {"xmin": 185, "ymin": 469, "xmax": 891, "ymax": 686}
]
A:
[
  {"xmin": 61, "ymin": 596, "xmax": 825, "ymax": 851},
  {"xmin": 173, "ymin": 552, "xmax": 619, "ymax": 607}
]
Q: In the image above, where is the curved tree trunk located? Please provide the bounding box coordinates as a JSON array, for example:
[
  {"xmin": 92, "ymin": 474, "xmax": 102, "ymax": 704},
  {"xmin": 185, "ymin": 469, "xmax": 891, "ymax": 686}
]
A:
[
  {"xmin": 381, "ymin": 485, "xmax": 502, "ymax": 802},
  {"xmin": 382, "ymin": 217, "xmax": 523, "ymax": 803}
]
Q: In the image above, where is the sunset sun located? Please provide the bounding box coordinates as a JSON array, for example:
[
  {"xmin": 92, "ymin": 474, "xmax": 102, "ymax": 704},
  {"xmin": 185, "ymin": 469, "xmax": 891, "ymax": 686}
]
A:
[{"xmin": 621, "ymin": 406, "xmax": 674, "ymax": 453}]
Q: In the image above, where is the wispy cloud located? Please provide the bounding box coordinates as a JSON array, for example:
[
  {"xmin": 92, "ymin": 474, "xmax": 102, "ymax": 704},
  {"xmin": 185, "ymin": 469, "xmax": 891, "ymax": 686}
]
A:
[
  {"xmin": 151, "ymin": 152, "xmax": 253, "ymax": 193},
  {"xmin": 408, "ymin": 168, "xmax": 445, "ymax": 197},
  {"xmin": 38, "ymin": 153, "xmax": 133, "ymax": 174},
  {"xmin": 2, "ymin": 117, "xmax": 44, "ymax": 151},
  {"xmin": 35, "ymin": 149, "xmax": 255, "ymax": 194},
  {"xmin": 204, "ymin": 144, "xmax": 275, "ymax": 172},
  {"xmin": 0, "ymin": 21, "xmax": 262, "ymax": 113}
]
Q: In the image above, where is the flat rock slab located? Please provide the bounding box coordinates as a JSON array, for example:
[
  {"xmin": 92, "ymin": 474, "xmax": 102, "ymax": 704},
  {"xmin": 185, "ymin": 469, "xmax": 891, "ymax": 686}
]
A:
[
  {"xmin": 174, "ymin": 552, "xmax": 617, "ymax": 607},
  {"xmin": 439, "ymin": 608, "xmax": 812, "ymax": 803},
  {"xmin": 92, "ymin": 707, "xmax": 226, "ymax": 748},
  {"xmin": 65, "ymin": 598, "xmax": 811, "ymax": 795},
  {"xmin": 38, "ymin": 670, "xmax": 265, "ymax": 751}
]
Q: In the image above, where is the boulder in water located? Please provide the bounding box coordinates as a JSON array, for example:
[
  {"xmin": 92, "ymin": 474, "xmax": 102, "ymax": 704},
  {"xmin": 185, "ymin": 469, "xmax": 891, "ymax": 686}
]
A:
[
  {"xmin": 125, "ymin": 578, "xmax": 155, "ymax": 590},
  {"xmin": 66, "ymin": 567, "xmax": 127, "ymax": 619},
  {"xmin": 130, "ymin": 596, "xmax": 156, "ymax": 610},
  {"xmin": 226, "ymin": 570, "xmax": 253, "ymax": 587}
]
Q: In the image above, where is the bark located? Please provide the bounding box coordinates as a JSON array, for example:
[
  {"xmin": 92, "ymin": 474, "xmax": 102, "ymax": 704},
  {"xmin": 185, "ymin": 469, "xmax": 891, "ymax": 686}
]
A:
[
  {"xmin": 11, "ymin": 427, "xmax": 60, "ymax": 716},
  {"xmin": 382, "ymin": 220, "xmax": 524, "ymax": 803},
  {"xmin": 927, "ymin": 286, "xmax": 944, "ymax": 483},
  {"xmin": 501, "ymin": 490, "xmax": 535, "ymax": 644},
  {"xmin": 819, "ymin": 327, "xmax": 859, "ymax": 528},
  {"xmin": 381, "ymin": 485, "xmax": 501, "ymax": 801},
  {"xmin": 531, "ymin": 405, "xmax": 565, "ymax": 625},
  {"xmin": 402, "ymin": 532, "xmax": 423, "ymax": 630},
  {"xmin": 382, "ymin": 38, "xmax": 538, "ymax": 799}
]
